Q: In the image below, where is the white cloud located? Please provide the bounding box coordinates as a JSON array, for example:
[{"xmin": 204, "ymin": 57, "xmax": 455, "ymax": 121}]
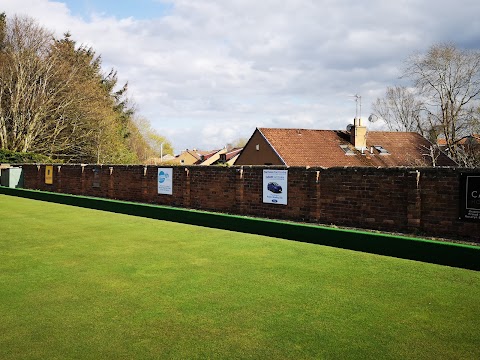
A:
[{"xmin": 3, "ymin": 0, "xmax": 480, "ymax": 152}]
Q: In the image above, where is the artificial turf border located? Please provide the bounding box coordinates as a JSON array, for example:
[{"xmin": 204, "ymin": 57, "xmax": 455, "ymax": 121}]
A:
[{"xmin": 1, "ymin": 186, "xmax": 479, "ymax": 270}]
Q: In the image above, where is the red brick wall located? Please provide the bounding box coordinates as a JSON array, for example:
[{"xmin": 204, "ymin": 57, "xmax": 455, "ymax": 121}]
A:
[{"xmin": 18, "ymin": 164, "xmax": 480, "ymax": 242}]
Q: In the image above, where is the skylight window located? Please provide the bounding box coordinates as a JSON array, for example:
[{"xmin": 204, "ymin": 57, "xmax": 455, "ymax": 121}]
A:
[
  {"xmin": 374, "ymin": 145, "xmax": 390, "ymax": 155},
  {"xmin": 340, "ymin": 145, "xmax": 355, "ymax": 156}
]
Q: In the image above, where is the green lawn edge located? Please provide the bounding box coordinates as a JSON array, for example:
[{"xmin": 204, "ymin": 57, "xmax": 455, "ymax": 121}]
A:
[{"xmin": 1, "ymin": 186, "xmax": 479, "ymax": 270}]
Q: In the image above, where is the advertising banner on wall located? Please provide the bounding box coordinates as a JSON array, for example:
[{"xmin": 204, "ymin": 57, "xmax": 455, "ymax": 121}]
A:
[
  {"xmin": 263, "ymin": 169, "xmax": 288, "ymax": 205},
  {"xmin": 459, "ymin": 173, "xmax": 480, "ymax": 221},
  {"xmin": 158, "ymin": 168, "xmax": 173, "ymax": 195},
  {"xmin": 45, "ymin": 165, "xmax": 53, "ymax": 184}
]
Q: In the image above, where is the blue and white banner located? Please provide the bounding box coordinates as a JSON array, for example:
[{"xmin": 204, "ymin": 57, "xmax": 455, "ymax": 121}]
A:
[{"xmin": 158, "ymin": 168, "xmax": 173, "ymax": 195}]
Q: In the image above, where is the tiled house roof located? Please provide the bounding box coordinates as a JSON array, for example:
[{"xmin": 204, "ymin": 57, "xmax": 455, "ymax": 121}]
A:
[
  {"xmin": 201, "ymin": 150, "xmax": 221, "ymax": 161},
  {"xmin": 236, "ymin": 127, "xmax": 456, "ymax": 167},
  {"xmin": 209, "ymin": 147, "xmax": 243, "ymax": 165},
  {"xmin": 438, "ymin": 134, "xmax": 480, "ymax": 146},
  {"xmin": 225, "ymin": 148, "xmax": 243, "ymax": 161},
  {"xmin": 199, "ymin": 149, "xmax": 228, "ymax": 165}
]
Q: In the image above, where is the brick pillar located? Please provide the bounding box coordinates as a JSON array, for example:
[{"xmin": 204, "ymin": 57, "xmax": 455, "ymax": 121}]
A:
[
  {"xmin": 183, "ymin": 167, "xmax": 191, "ymax": 208},
  {"xmin": 36, "ymin": 165, "xmax": 42, "ymax": 189},
  {"xmin": 309, "ymin": 170, "xmax": 322, "ymax": 222},
  {"xmin": 141, "ymin": 166, "xmax": 148, "ymax": 202},
  {"xmin": 56, "ymin": 166, "xmax": 62, "ymax": 193},
  {"xmin": 407, "ymin": 170, "xmax": 422, "ymax": 231},
  {"xmin": 235, "ymin": 166, "xmax": 245, "ymax": 215},
  {"xmin": 81, "ymin": 165, "xmax": 86, "ymax": 195},
  {"xmin": 108, "ymin": 166, "xmax": 114, "ymax": 199}
]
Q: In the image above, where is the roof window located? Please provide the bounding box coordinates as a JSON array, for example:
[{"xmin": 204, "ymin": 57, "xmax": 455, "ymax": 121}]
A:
[
  {"xmin": 340, "ymin": 145, "xmax": 356, "ymax": 156},
  {"xmin": 373, "ymin": 145, "xmax": 390, "ymax": 155}
]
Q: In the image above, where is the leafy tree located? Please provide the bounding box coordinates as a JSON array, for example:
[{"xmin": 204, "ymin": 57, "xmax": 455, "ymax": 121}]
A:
[
  {"xmin": 0, "ymin": 13, "xmax": 172, "ymax": 164},
  {"xmin": 226, "ymin": 137, "xmax": 248, "ymax": 150},
  {"xmin": 0, "ymin": 148, "xmax": 53, "ymax": 163},
  {"xmin": 131, "ymin": 116, "xmax": 174, "ymax": 163},
  {"xmin": 0, "ymin": 12, "xmax": 6, "ymax": 51},
  {"xmin": 48, "ymin": 32, "xmax": 137, "ymax": 163}
]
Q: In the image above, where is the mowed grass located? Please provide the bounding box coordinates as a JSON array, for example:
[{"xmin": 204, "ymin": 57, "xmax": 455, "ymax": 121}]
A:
[{"xmin": 0, "ymin": 195, "xmax": 479, "ymax": 360}]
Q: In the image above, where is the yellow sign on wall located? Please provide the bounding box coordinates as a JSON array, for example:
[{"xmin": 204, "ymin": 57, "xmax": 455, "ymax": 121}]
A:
[{"xmin": 45, "ymin": 165, "xmax": 53, "ymax": 184}]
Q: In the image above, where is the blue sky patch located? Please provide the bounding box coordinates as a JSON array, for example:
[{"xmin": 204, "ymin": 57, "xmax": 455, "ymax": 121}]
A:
[{"xmin": 63, "ymin": 0, "xmax": 172, "ymax": 20}]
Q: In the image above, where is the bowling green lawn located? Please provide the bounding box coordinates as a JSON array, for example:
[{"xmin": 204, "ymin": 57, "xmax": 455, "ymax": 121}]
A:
[{"xmin": 0, "ymin": 194, "xmax": 479, "ymax": 359}]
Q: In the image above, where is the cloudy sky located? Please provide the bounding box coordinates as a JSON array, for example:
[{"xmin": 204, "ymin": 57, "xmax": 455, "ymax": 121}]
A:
[{"xmin": 3, "ymin": 0, "xmax": 480, "ymax": 153}]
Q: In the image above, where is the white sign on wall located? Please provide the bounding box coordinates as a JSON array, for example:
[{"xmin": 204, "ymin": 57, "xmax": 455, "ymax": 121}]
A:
[
  {"xmin": 263, "ymin": 169, "xmax": 288, "ymax": 205},
  {"xmin": 158, "ymin": 168, "xmax": 173, "ymax": 195}
]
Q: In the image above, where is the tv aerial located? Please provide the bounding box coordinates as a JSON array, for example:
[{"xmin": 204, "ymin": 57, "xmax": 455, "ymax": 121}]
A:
[{"xmin": 350, "ymin": 94, "xmax": 362, "ymax": 119}]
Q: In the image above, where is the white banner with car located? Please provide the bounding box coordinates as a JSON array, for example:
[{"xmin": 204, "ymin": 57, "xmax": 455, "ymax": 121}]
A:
[{"xmin": 263, "ymin": 169, "xmax": 288, "ymax": 205}]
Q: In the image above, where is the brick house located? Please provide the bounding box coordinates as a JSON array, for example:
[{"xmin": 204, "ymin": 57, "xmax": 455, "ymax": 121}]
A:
[
  {"xmin": 173, "ymin": 149, "xmax": 217, "ymax": 165},
  {"xmin": 234, "ymin": 119, "xmax": 457, "ymax": 167},
  {"xmin": 174, "ymin": 148, "xmax": 244, "ymax": 166},
  {"xmin": 212, "ymin": 147, "xmax": 243, "ymax": 165},
  {"xmin": 199, "ymin": 148, "xmax": 228, "ymax": 165}
]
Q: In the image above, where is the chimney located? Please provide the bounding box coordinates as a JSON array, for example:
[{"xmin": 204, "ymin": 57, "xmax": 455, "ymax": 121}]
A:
[{"xmin": 350, "ymin": 117, "xmax": 367, "ymax": 150}]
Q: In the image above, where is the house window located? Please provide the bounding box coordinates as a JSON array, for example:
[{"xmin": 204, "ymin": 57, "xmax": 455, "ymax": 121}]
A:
[
  {"xmin": 180, "ymin": 159, "xmax": 185, "ymax": 164},
  {"xmin": 256, "ymin": 144, "xmax": 260, "ymax": 151}
]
